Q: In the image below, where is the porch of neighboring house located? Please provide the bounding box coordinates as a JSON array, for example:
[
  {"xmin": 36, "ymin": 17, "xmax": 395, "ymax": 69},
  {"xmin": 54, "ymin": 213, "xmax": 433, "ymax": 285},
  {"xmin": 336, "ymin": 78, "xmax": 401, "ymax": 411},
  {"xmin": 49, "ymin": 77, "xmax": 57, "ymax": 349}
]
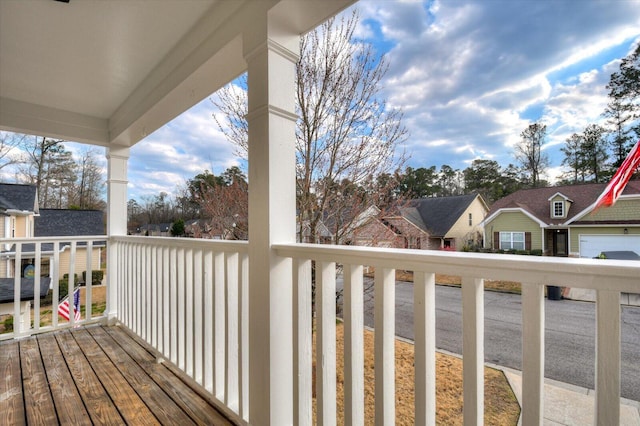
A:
[{"xmin": 0, "ymin": 325, "xmax": 235, "ymax": 425}]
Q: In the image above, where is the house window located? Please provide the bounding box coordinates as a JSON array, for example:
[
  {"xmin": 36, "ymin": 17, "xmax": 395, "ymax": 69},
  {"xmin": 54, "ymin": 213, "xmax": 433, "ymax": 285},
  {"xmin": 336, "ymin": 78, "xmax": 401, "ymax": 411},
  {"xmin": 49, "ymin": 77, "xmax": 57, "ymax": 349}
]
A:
[
  {"xmin": 500, "ymin": 231, "xmax": 525, "ymax": 250},
  {"xmin": 552, "ymin": 201, "xmax": 564, "ymax": 218},
  {"xmin": 468, "ymin": 213, "xmax": 472, "ymax": 226}
]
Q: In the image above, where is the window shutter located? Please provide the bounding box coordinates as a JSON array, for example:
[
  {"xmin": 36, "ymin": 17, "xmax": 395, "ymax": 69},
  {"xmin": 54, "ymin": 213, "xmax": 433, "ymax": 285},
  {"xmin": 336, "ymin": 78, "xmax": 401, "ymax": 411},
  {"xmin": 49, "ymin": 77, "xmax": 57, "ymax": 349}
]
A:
[
  {"xmin": 493, "ymin": 232, "xmax": 499, "ymax": 249},
  {"xmin": 525, "ymin": 232, "xmax": 532, "ymax": 251}
]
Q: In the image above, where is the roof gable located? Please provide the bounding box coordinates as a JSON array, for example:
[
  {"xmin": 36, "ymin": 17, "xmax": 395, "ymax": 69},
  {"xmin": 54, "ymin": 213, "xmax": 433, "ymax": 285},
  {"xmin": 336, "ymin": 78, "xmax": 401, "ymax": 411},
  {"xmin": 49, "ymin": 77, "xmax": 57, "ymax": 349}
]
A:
[
  {"xmin": 0, "ymin": 183, "xmax": 38, "ymax": 213},
  {"xmin": 401, "ymin": 193, "xmax": 481, "ymax": 236},
  {"xmin": 547, "ymin": 192, "xmax": 573, "ymax": 202}
]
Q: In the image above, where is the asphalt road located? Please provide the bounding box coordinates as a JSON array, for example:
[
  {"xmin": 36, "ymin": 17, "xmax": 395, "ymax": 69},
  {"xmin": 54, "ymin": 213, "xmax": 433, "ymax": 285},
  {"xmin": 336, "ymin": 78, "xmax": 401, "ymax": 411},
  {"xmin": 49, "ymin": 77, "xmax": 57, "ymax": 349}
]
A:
[{"xmin": 339, "ymin": 278, "xmax": 640, "ymax": 402}]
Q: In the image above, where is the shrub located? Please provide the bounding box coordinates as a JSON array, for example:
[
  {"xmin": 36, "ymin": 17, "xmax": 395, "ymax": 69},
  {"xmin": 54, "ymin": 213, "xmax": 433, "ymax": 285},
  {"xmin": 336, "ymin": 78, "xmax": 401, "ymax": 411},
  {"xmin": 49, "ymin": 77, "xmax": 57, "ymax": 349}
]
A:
[
  {"xmin": 2, "ymin": 315, "xmax": 13, "ymax": 333},
  {"xmin": 63, "ymin": 273, "xmax": 79, "ymax": 284},
  {"xmin": 82, "ymin": 270, "xmax": 104, "ymax": 286},
  {"xmin": 58, "ymin": 278, "xmax": 69, "ymax": 302}
]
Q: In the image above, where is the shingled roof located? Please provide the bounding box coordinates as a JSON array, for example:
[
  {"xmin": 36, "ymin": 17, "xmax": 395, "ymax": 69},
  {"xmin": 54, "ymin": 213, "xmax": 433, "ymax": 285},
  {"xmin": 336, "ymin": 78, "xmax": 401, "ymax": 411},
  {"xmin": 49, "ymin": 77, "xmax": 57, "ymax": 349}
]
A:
[
  {"xmin": 35, "ymin": 209, "xmax": 105, "ymax": 237},
  {"xmin": 0, "ymin": 183, "xmax": 38, "ymax": 213},
  {"xmin": 400, "ymin": 193, "xmax": 481, "ymax": 237},
  {"xmin": 485, "ymin": 181, "xmax": 640, "ymax": 225}
]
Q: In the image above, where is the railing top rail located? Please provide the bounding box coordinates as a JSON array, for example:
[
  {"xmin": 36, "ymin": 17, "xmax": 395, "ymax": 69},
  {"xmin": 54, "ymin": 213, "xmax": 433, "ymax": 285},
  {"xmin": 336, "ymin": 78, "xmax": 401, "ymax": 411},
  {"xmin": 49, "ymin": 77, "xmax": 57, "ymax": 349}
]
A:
[
  {"xmin": 274, "ymin": 243, "xmax": 640, "ymax": 292},
  {"xmin": 112, "ymin": 235, "xmax": 249, "ymax": 253},
  {"xmin": 0, "ymin": 235, "xmax": 107, "ymax": 244}
]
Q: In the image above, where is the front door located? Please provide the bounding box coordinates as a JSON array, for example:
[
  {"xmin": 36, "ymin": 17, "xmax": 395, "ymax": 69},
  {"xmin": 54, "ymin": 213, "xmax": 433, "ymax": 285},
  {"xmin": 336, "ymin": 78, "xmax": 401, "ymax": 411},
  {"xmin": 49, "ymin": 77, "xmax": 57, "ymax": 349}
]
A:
[{"xmin": 553, "ymin": 230, "xmax": 568, "ymax": 257}]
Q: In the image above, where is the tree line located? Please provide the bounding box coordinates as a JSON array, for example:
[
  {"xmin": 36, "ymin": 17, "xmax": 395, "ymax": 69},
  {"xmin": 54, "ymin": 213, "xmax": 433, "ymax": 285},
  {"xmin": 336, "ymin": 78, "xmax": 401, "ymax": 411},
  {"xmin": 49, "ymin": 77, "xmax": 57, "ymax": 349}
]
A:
[{"xmin": 0, "ymin": 133, "xmax": 105, "ymax": 210}]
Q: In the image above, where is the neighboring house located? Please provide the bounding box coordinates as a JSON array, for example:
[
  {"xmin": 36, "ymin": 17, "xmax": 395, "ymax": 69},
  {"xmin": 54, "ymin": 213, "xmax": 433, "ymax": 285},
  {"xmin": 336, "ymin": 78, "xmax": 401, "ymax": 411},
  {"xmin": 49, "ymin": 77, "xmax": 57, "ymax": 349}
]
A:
[
  {"xmin": 0, "ymin": 183, "xmax": 38, "ymax": 241},
  {"xmin": 481, "ymin": 181, "xmax": 640, "ymax": 258},
  {"xmin": 35, "ymin": 209, "xmax": 105, "ymax": 280},
  {"xmin": 184, "ymin": 219, "xmax": 238, "ymax": 240},
  {"xmin": 0, "ymin": 183, "xmax": 39, "ymax": 277},
  {"xmin": 0, "ymin": 183, "xmax": 105, "ymax": 279},
  {"xmin": 137, "ymin": 223, "xmax": 173, "ymax": 237},
  {"xmin": 297, "ymin": 219, "xmax": 333, "ymax": 244},
  {"xmin": 351, "ymin": 193, "xmax": 489, "ymax": 250}
]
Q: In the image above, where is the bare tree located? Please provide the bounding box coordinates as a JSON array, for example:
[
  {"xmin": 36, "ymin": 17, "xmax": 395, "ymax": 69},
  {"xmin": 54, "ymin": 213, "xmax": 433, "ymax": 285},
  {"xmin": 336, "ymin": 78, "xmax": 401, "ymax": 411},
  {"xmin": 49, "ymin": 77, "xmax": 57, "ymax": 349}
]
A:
[
  {"xmin": 18, "ymin": 136, "xmax": 78, "ymax": 207},
  {"xmin": 515, "ymin": 122, "xmax": 550, "ymax": 188},
  {"xmin": 0, "ymin": 131, "xmax": 25, "ymax": 172},
  {"xmin": 69, "ymin": 147, "xmax": 105, "ymax": 210},
  {"xmin": 198, "ymin": 168, "xmax": 248, "ymax": 240},
  {"xmin": 212, "ymin": 10, "xmax": 407, "ymax": 243}
]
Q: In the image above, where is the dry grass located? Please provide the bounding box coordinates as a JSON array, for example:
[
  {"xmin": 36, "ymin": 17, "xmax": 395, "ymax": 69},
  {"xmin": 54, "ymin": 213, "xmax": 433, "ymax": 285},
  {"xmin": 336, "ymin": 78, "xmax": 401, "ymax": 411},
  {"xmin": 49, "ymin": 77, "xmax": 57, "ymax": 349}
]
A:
[
  {"xmin": 395, "ymin": 270, "xmax": 522, "ymax": 294},
  {"xmin": 314, "ymin": 323, "xmax": 520, "ymax": 424}
]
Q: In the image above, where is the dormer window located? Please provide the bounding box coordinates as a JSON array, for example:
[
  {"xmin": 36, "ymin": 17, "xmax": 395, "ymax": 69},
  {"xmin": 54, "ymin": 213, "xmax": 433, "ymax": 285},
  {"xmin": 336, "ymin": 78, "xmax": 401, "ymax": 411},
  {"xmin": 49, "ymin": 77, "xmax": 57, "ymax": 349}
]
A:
[{"xmin": 552, "ymin": 201, "xmax": 564, "ymax": 218}]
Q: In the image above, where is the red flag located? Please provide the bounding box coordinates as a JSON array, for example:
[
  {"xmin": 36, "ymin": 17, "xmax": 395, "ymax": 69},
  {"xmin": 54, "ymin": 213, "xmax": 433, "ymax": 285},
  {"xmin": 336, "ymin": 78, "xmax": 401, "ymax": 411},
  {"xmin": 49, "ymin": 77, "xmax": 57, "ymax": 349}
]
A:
[{"xmin": 595, "ymin": 139, "xmax": 640, "ymax": 208}]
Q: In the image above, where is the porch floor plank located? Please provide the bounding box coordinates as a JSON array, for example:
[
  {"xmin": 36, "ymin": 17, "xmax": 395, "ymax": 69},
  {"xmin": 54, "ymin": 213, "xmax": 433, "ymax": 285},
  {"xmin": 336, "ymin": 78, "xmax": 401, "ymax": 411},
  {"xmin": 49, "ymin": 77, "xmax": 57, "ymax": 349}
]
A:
[
  {"xmin": 70, "ymin": 328, "xmax": 162, "ymax": 425},
  {"xmin": 54, "ymin": 330, "xmax": 125, "ymax": 425},
  {"xmin": 37, "ymin": 332, "xmax": 92, "ymax": 425},
  {"xmin": 104, "ymin": 325, "xmax": 233, "ymax": 426},
  {"xmin": 19, "ymin": 338, "xmax": 58, "ymax": 425},
  {"xmin": 0, "ymin": 341, "xmax": 25, "ymax": 426},
  {"xmin": 86, "ymin": 326, "xmax": 197, "ymax": 426},
  {"xmin": 0, "ymin": 325, "xmax": 236, "ymax": 425}
]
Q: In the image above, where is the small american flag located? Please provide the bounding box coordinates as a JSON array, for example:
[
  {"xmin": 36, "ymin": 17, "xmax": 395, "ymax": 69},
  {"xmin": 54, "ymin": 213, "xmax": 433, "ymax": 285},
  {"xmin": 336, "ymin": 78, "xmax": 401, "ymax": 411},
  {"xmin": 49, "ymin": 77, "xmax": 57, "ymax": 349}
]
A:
[
  {"xmin": 58, "ymin": 287, "xmax": 81, "ymax": 322},
  {"xmin": 595, "ymin": 139, "xmax": 640, "ymax": 209}
]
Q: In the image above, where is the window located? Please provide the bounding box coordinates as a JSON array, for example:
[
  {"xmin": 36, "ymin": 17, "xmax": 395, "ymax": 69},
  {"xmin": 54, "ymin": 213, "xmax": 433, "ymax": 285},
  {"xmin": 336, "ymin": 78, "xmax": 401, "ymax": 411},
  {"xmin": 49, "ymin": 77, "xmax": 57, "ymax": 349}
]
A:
[
  {"xmin": 468, "ymin": 213, "xmax": 472, "ymax": 226},
  {"xmin": 552, "ymin": 201, "xmax": 564, "ymax": 218},
  {"xmin": 500, "ymin": 231, "xmax": 525, "ymax": 250}
]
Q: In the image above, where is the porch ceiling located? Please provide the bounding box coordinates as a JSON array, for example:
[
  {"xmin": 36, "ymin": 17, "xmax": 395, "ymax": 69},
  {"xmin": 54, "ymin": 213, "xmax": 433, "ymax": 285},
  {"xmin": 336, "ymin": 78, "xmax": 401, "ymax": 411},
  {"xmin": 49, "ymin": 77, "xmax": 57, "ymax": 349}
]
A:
[{"xmin": 0, "ymin": 0, "xmax": 355, "ymax": 148}]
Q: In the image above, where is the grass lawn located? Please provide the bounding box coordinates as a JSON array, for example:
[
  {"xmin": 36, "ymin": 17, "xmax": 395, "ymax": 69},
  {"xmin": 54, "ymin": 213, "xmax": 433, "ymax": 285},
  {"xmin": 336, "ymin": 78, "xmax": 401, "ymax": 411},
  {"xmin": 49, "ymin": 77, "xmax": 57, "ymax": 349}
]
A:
[
  {"xmin": 0, "ymin": 285, "xmax": 107, "ymax": 333},
  {"xmin": 314, "ymin": 323, "xmax": 520, "ymax": 424},
  {"xmin": 395, "ymin": 270, "xmax": 522, "ymax": 294}
]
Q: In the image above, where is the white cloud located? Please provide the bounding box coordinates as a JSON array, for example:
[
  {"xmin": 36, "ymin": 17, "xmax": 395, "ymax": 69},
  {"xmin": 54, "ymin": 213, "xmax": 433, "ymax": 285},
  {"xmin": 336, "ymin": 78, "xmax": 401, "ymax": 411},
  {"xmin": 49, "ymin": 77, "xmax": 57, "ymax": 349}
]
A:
[
  {"xmin": 128, "ymin": 98, "xmax": 239, "ymax": 200},
  {"xmin": 123, "ymin": 0, "xmax": 640, "ymax": 199},
  {"xmin": 355, "ymin": 0, "xmax": 640, "ymax": 174}
]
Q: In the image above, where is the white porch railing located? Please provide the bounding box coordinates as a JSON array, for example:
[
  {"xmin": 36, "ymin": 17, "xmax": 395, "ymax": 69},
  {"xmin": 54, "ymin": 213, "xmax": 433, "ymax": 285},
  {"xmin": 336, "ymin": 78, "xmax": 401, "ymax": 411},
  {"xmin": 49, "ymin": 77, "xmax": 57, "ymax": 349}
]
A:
[
  {"xmin": 112, "ymin": 236, "xmax": 250, "ymax": 421},
  {"xmin": 273, "ymin": 243, "xmax": 639, "ymax": 426},
  {"xmin": 0, "ymin": 236, "xmax": 107, "ymax": 340},
  {"xmin": 78, "ymin": 237, "xmax": 639, "ymax": 424}
]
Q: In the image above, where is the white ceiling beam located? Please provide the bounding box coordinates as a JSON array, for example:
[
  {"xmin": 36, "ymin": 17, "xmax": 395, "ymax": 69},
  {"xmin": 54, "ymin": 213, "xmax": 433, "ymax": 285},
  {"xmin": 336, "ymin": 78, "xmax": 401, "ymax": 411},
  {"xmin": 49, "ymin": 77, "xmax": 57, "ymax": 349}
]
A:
[{"xmin": 0, "ymin": 97, "xmax": 110, "ymax": 146}]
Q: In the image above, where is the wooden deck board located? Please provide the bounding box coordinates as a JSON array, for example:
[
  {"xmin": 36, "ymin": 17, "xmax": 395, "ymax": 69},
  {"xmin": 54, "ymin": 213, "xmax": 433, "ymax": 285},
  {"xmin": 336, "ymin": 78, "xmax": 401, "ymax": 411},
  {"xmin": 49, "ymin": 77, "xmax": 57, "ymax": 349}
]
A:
[
  {"xmin": 0, "ymin": 325, "xmax": 235, "ymax": 426},
  {"xmin": 0, "ymin": 341, "xmax": 25, "ymax": 426},
  {"xmin": 105, "ymin": 326, "xmax": 233, "ymax": 426},
  {"xmin": 38, "ymin": 333, "xmax": 93, "ymax": 425},
  {"xmin": 87, "ymin": 326, "xmax": 197, "ymax": 425},
  {"xmin": 55, "ymin": 331, "xmax": 125, "ymax": 425},
  {"xmin": 19, "ymin": 338, "xmax": 58, "ymax": 425},
  {"xmin": 71, "ymin": 328, "xmax": 161, "ymax": 425}
]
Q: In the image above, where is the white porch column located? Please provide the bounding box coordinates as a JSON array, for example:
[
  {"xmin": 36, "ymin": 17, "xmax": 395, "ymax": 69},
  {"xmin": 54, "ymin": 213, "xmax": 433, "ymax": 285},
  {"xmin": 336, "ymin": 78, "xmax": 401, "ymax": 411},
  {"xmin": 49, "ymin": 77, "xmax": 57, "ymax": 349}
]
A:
[
  {"xmin": 106, "ymin": 146, "xmax": 129, "ymax": 321},
  {"xmin": 245, "ymin": 14, "xmax": 299, "ymax": 425}
]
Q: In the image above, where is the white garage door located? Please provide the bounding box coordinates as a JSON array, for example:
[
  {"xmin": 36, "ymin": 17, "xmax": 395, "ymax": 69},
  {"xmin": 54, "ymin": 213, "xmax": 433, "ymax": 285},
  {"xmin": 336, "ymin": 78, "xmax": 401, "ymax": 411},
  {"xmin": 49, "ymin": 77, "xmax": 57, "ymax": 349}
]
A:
[{"xmin": 579, "ymin": 234, "xmax": 640, "ymax": 258}]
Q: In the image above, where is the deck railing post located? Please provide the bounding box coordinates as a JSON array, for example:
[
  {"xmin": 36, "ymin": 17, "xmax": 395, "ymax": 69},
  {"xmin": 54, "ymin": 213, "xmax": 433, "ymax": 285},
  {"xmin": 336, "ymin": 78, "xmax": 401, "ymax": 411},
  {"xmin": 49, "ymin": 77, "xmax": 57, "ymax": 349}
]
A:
[
  {"xmin": 462, "ymin": 276, "xmax": 484, "ymax": 426},
  {"xmin": 244, "ymin": 12, "xmax": 300, "ymax": 425},
  {"xmin": 595, "ymin": 290, "xmax": 621, "ymax": 425},
  {"xmin": 106, "ymin": 146, "xmax": 129, "ymax": 322}
]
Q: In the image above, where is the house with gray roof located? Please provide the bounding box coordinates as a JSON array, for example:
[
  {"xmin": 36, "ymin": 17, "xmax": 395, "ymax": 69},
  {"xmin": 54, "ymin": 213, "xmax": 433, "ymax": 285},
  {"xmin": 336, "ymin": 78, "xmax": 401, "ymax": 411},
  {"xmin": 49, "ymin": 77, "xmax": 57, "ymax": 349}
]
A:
[
  {"xmin": 0, "ymin": 183, "xmax": 105, "ymax": 279},
  {"xmin": 351, "ymin": 193, "xmax": 489, "ymax": 250}
]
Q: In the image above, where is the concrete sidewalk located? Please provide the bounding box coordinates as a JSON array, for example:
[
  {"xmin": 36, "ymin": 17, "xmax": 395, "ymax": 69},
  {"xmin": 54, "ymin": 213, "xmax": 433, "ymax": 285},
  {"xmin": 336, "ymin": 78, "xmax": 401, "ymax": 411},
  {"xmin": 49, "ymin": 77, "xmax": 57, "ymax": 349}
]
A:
[{"xmin": 501, "ymin": 367, "xmax": 640, "ymax": 425}]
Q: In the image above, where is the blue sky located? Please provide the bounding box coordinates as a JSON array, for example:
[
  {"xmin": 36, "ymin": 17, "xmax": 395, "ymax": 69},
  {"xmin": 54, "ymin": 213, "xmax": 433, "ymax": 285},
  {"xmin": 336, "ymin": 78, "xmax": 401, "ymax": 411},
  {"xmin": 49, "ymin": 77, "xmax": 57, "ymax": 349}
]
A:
[{"xmin": 103, "ymin": 1, "xmax": 640, "ymax": 200}]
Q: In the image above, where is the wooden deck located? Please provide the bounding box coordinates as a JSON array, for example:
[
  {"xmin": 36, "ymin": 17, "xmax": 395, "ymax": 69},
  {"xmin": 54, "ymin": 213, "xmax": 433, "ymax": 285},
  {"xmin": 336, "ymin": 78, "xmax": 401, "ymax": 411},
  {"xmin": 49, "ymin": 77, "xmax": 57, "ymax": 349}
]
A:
[{"xmin": 0, "ymin": 324, "xmax": 236, "ymax": 425}]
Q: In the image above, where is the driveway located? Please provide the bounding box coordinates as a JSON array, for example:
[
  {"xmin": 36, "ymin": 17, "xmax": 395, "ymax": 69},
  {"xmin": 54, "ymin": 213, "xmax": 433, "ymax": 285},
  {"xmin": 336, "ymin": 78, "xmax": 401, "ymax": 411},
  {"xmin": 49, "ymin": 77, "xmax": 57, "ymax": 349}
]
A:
[{"xmin": 337, "ymin": 277, "xmax": 640, "ymax": 402}]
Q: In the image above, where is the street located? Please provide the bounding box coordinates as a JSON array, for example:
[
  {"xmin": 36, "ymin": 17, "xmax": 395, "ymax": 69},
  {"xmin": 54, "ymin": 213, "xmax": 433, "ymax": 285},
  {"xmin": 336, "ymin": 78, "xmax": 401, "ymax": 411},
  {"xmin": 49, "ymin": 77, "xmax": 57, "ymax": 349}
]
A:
[{"xmin": 338, "ymin": 278, "xmax": 640, "ymax": 401}]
